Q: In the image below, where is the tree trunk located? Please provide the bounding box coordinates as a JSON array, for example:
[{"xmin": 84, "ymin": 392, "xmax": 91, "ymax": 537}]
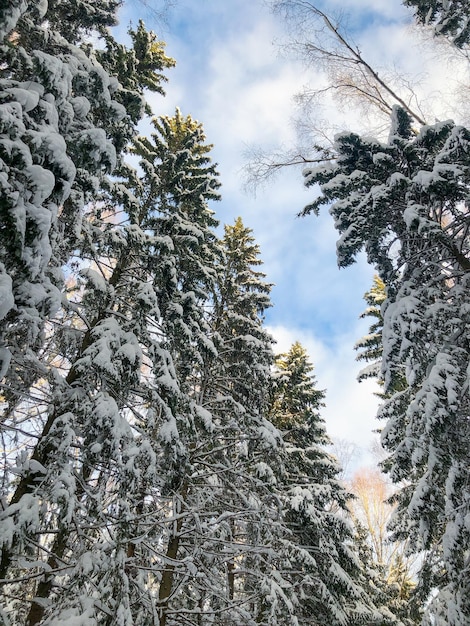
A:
[{"xmin": 158, "ymin": 481, "xmax": 188, "ymax": 626}]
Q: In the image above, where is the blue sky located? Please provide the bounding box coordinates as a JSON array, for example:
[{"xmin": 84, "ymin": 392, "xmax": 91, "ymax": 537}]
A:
[{"xmin": 115, "ymin": 0, "xmax": 467, "ymax": 469}]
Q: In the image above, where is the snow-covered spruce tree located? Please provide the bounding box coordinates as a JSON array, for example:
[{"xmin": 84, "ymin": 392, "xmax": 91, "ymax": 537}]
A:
[
  {"xmin": 0, "ymin": 10, "xmax": 176, "ymax": 622},
  {"xmin": 355, "ymin": 276, "xmax": 387, "ymax": 384},
  {"xmin": 403, "ymin": 0, "xmax": 470, "ymax": 48},
  {"xmin": 53, "ymin": 109, "xmax": 222, "ymax": 626},
  {"xmin": 0, "ymin": 1, "xmax": 173, "ymax": 433},
  {"xmin": 143, "ymin": 213, "xmax": 289, "ymax": 626},
  {"xmin": 0, "ymin": 106, "xmax": 220, "ymax": 624},
  {"xmin": 302, "ymin": 106, "xmax": 470, "ymax": 625},
  {"xmin": 203, "ymin": 217, "xmax": 294, "ymax": 625},
  {"xmin": 130, "ymin": 110, "xmax": 237, "ymax": 626},
  {"xmin": 268, "ymin": 342, "xmax": 389, "ymax": 626},
  {"xmin": 0, "ymin": 1, "xmax": 173, "ymax": 413},
  {"xmin": 132, "ymin": 109, "xmax": 221, "ymax": 395},
  {"xmin": 210, "ymin": 217, "xmax": 273, "ymax": 419}
]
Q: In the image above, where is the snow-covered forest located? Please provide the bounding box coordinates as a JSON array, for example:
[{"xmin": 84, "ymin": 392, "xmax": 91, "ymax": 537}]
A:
[{"xmin": 0, "ymin": 1, "xmax": 469, "ymax": 625}]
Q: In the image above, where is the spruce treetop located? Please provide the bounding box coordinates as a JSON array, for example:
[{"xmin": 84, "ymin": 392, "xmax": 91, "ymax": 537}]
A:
[{"xmin": 270, "ymin": 341, "xmax": 325, "ymax": 432}]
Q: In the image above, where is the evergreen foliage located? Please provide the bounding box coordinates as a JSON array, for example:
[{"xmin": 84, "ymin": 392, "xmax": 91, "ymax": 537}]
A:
[
  {"xmin": 0, "ymin": 0, "xmax": 173, "ymax": 433},
  {"xmin": 200, "ymin": 217, "xmax": 287, "ymax": 625},
  {"xmin": 268, "ymin": 343, "xmax": 386, "ymax": 626},
  {"xmin": 355, "ymin": 276, "xmax": 408, "ymax": 395},
  {"xmin": 0, "ymin": 1, "xmax": 175, "ymax": 622},
  {"xmin": 348, "ymin": 467, "xmax": 420, "ymax": 626},
  {"xmin": 302, "ymin": 106, "xmax": 470, "ymax": 625},
  {"xmin": 353, "ymin": 521, "xmax": 418, "ymax": 626},
  {"xmin": 404, "ymin": 0, "xmax": 470, "ymax": 48},
  {"xmin": 212, "ymin": 217, "xmax": 273, "ymax": 413},
  {"xmin": 354, "ymin": 276, "xmax": 387, "ymax": 383}
]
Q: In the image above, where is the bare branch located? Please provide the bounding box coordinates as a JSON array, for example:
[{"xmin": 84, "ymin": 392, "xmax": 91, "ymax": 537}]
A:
[
  {"xmin": 273, "ymin": 0, "xmax": 427, "ymax": 125},
  {"xmin": 242, "ymin": 143, "xmax": 334, "ymax": 192},
  {"xmin": 244, "ymin": 1, "xmax": 432, "ymax": 191}
]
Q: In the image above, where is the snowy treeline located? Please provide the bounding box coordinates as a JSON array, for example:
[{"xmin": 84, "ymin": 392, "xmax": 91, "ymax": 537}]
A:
[
  {"xmin": 2, "ymin": 1, "xmax": 467, "ymax": 624},
  {"xmin": 0, "ymin": 2, "xmax": 407, "ymax": 625}
]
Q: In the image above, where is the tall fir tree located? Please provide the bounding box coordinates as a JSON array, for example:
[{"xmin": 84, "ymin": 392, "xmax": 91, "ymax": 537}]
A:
[
  {"xmin": 0, "ymin": 3, "xmax": 178, "ymax": 619},
  {"xmin": 147, "ymin": 215, "xmax": 289, "ymax": 625},
  {"xmin": 211, "ymin": 216, "xmax": 273, "ymax": 417},
  {"xmin": 302, "ymin": 105, "xmax": 470, "ymax": 625},
  {"xmin": 131, "ymin": 110, "xmax": 227, "ymax": 626},
  {"xmin": 206, "ymin": 217, "xmax": 287, "ymax": 625},
  {"xmin": 268, "ymin": 342, "xmax": 388, "ymax": 626}
]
